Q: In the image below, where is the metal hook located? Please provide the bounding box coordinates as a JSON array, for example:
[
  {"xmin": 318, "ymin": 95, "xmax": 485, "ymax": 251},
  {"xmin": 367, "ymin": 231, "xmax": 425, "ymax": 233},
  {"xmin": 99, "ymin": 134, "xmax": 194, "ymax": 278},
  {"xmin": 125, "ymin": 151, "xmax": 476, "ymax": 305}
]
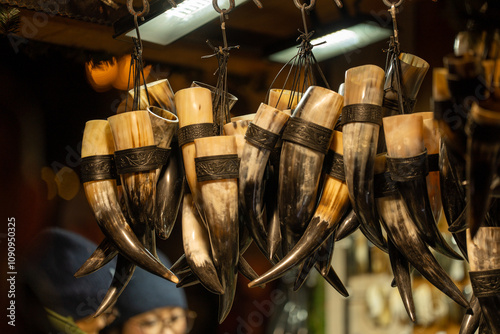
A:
[
  {"xmin": 213, "ymin": 0, "xmax": 235, "ymax": 15},
  {"xmin": 294, "ymin": 0, "xmax": 315, "ymax": 12},
  {"xmin": 127, "ymin": 0, "xmax": 150, "ymax": 17}
]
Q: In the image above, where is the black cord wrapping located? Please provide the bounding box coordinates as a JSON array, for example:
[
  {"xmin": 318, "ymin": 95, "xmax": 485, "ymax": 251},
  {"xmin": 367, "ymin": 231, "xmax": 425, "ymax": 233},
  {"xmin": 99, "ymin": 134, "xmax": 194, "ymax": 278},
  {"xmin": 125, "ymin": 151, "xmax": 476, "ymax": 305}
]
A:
[
  {"xmin": 202, "ymin": 12, "xmax": 239, "ymax": 135},
  {"xmin": 266, "ymin": 3, "xmax": 330, "ymax": 111},
  {"xmin": 125, "ymin": 15, "xmax": 150, "ymax": 113}
]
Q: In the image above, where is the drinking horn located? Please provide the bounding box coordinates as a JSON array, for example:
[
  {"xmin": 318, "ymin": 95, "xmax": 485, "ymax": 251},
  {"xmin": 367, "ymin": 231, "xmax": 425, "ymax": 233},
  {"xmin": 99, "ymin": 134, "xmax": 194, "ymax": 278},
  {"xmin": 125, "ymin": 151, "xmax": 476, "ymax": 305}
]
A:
[
  {"xmin": 80, "ymin": 120, "xmax": 178, "ymax": 282},
  {"xmin": 190, "ymin": 81, "xmax": 238, "ymax": 135},
  {"xmin": 459, "ymin": 294, "xmax": 481, "ymax": 334},
  {"xmin": 279, "ymin": 86, "xmax": 343, "ymax": 253},
  {"xmin": 467, "ymin": 227, "xmax": 500, "ymax": 333},
  {"xmin": 75, "ymin": 237, "xmax": 118, "ymax": 277},
  {"xmin": 387, "ymin": 237, "xmax": 415, "ymax": 322},
  {"xmin": 266, "ymin": 90, "xmax": 299, "ymax": 258},
  {"xmin": 334, "ymin": 210, "xmax": 359, "ymax": 242},
  {"xmin": 181, "ymin": 193, "xmax": 224, "ymax": 295},
  {"xmin": 384, "ymin": 114, "xmax": 462, "ymax": 260},
  {"xmin": 466, "ymin": 101, "xmax": 500, "ymax": 238},
  {"xmin": 415, "ymin": 111, "xmax": 443, "ymax": 222},
  {"xmin": 374, "ymin": 160, "xmax": 469, "ymax": 309},
  {"xmin": 342, "ymin": 64, "xmax": 387, "ymax": 251},
  {"xmin": 383, "ymin": 52, "xmax": 429, "ymax": 117},
  {"xmin": 174, "ymin": 87, "xmax": 214, "ymax": 221},
  {"xmin": 147, "ymin": 106, "xmax": 182, "ymax": 239},
  {"xmin": 93, "ymin": 254, "xmax": 135, "ymax": 316},
  {"xmin": 194, "ymin": 135, "xmax": 239, "ymax": 323},
  {"xmin": 239, "ymin": 103, "xmax": 290, "ymax": 258},
  {"xmin": 107, "ymin": 110, "xmax": 158, "ymax": 229},
  {"xmin": 248, "ymin": 130, "xmax": 350, "ymax": 286},
  {"xmin": 373, "ymin": 153, "xmax": 415, "ymax": 322}
]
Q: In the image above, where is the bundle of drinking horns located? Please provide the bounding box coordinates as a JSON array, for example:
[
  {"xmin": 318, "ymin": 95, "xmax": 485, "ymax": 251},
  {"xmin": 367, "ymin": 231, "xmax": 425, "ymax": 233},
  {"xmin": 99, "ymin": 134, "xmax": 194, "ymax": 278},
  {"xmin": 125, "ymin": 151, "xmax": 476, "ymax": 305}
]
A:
[{"xmin": 76, "ymin": 43, "xmax": 499, "ymax": 331}]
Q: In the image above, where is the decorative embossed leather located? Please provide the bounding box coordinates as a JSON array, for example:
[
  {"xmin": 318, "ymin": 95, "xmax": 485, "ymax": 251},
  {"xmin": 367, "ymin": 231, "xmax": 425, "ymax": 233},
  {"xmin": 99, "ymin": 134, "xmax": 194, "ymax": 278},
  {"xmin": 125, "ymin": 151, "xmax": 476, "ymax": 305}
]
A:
[
  {"xmin": 195, "ymin": 154, "xmax": 240, "ymax": 182},
  {"xmin": 177, "ymin": 123, "xmax": 214, "ymax": 147},
  {"xmin": 374, "ymin": 172, "xmax": 398, "ymax": 198},
  {"xmin": 282, "ymin": 117, "xmax": 332, "ymax": 154},
  {"xmin": 340, "ymin": 104, "xmax": 383, "ymax": 126},
  {"xmin": 324, "ymin": 150, "xmax": 345, "ymax": 182},
  {"xmin": 469, "ymin": 269, "xmax": 500, "ymax": 298},
  {"xmin": 245, "ymin": 123, "xmax": 280, "ymax": 151},
  {"xmin": 80, "ymin": 155, "xmax": 117, "ymax": 183},
  {"xmin": 114, "ymin": 145, "xmax": 167, "ymax": 174},
  {"xmin": 386, "ymin": 149, "xmax": 428, "ymax": 182}
]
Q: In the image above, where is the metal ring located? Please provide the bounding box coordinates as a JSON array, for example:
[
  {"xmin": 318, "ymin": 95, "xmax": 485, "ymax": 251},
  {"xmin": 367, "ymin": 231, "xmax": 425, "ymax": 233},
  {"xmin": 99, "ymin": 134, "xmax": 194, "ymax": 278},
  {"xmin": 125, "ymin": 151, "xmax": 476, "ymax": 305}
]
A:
[
  {"xmin": 213, "ymin": 0, "xmax": 235, "ymax": 14},
  {"xmin": 293, "ymin": 0, "xmax": 315, "ymax": 12},
  {"xmin": 383, "ymin": 0, "xmax": 403, "ymax": 8},
  {"xmin": 127, "ymin": 0, "xmax": 150, "ymax": 17}
]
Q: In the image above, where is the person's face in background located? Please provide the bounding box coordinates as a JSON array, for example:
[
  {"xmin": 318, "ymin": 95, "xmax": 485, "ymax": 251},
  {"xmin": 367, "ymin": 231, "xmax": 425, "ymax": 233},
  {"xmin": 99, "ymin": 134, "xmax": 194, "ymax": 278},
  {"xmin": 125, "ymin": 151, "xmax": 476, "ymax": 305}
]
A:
[{"xmin": 121, "ymin": 307, "xmax": 189, "ymax": 334}]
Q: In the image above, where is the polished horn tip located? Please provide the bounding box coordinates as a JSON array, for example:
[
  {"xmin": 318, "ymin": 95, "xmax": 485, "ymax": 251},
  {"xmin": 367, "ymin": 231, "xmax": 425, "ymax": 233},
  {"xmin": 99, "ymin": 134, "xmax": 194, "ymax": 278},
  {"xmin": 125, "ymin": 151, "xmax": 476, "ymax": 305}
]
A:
[{"xmin": 161, "ymin": 270, "xmax": 180, "ymax": 283}]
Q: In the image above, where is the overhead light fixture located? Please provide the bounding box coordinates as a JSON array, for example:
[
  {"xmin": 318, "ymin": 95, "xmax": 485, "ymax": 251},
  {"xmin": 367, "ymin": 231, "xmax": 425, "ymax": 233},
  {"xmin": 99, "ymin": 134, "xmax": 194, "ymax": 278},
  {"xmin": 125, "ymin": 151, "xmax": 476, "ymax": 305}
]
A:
[
  {"xmin": 113, "ymin": 0, "xmax": 248, "ymax": 46},
  {"xmin": 269, "ymin": 22, "xmax": 392, "ymax": 63}
]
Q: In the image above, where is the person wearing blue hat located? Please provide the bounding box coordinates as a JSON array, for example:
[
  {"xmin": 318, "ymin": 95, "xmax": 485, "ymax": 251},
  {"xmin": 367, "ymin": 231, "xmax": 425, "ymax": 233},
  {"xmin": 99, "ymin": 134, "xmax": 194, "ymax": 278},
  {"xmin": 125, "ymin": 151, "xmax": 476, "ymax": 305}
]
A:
[
  {"xmin": 103, "ymin": 250, "xmax": 195, "ymax": 334},
  {"xmin": 19, "ymin": 227, "xmax": 118, "ymax": 333}
]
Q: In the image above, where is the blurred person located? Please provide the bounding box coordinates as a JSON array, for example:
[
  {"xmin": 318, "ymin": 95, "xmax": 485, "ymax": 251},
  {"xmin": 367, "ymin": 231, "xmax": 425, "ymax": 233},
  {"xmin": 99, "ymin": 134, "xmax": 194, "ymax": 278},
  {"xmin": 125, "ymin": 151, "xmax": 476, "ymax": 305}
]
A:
[
  {"xmin": 103, "ymin": 251, "xmax": 196, "ymax": 334},
  {"xmin": 19, "ymin": 227, "xmax": 117, "ymax": 333}
]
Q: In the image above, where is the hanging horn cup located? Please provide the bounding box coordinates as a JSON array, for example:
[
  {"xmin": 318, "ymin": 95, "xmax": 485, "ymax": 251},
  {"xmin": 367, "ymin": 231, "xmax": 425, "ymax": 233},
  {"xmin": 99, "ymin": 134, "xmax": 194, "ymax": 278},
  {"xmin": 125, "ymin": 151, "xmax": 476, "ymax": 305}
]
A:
[
  {"xmin": 239, "ymin": 103, "xmax": 290, "ymax": 258},
  {"xmin": 466, "ymin": 101, "xmax": 500, "ymax": 238},
  {"xmin": 342, "ymin": 64, "xmax": 387, "ymax": 251},
  {"xmin": 467, "ymin": 227, "xmax": 500, "ymax": 333},
  {"xmin": 383, "ymin": 113, "xmax": 462, "ymax": 260},
  {"xmin": 147, "ymin": 107, "xmax": 182, "ymax": 239},
  {"xmin": 415, "ymin": 111, "xmax": 443, "ymax": 222},
  {"xmin": 80, "ymin": 120, "xmax": 177, "ymax": 282},
  {"xmin": 373, "ymin": 155, "xmax": 469, "ymax": 309},
  {"xmin": 249, "ymin": 130, "xmax": 350, "ymax": 287},
  {"xmin": 181, "ymin": 193, "xmax": 224, "ymax": 294},
  {"xmin": 194, "ymin": 135, "xmax": 240, "ymax": 323},
  {"xmin": 279, "ymin": 86, "xmax": 343, "ymax": 253},
  {"xmin": 107, "ymin": 110, "xmax": 158, "ymax": 228},
  {"xmin": 175, "ymin": 87, "xmax": 214, "ymax": 221}
]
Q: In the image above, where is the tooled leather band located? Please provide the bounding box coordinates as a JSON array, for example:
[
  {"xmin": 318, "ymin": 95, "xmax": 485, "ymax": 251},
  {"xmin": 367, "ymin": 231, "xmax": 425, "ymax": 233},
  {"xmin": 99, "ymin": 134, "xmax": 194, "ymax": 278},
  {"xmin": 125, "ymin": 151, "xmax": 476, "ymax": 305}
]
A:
[
  {"xmin": 324, "ymin": 150, "xmax": 345, "ymax": 182},
  {"xmin": 374, "ymin": 172, "xmax": 398, "ymax": 198},
  {"xmin": 282, "ymin": 117, "xmax": 332, "ymax": 155},
  {"xmin": 340, "ymin": 104, "xmax": 383, "ymax": 126},
  {"xmin": 427, "ymin": 153, "xmax": 439, "ymax": 172},
  {"xmin": 155, "ymin": 147, "xmax": 172, "ymax": 166},
  {"xmin": 80, "ymin": 155, "xmax": 117, "ymax": 183},
  {"xmin": 386, "ymin": 149, "xmax": 429, "ymax": 182},
  {"xmin": 245, "ymin": 123, "xmax": 281, "ymax": 151},
  {"xmin": 177, "ymin": 123, "xmax": 214, "ymax": 147},
  {"xmin": 195, "ymin": 154, "xmax": 240, "ymax": 182},
  {"xmin": 114, "ymin": 145, "xmax": 169, "ymax": 175},
  {"xmin": 469, "ymin": 269, "xmax": 500, "ymax": 298}
]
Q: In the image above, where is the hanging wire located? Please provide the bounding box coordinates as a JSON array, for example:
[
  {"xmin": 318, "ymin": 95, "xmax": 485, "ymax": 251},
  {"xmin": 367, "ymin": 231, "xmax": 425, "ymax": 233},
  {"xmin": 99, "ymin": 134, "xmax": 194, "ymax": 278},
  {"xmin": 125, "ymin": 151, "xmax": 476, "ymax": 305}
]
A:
[
  {"xmin": 124, "ymin": 0, "xmax": 152, "ymax": 112},
  {"xmin": 202, "ymin": 0, "xmax": 239, "ymax": 135},
  {"xmin": 266, "ymin": 0, "xmax": 330, "ymax": 111},
  {"xmin": 383, "ymin": 0, "xmax": 407, "ymax": 114}
]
